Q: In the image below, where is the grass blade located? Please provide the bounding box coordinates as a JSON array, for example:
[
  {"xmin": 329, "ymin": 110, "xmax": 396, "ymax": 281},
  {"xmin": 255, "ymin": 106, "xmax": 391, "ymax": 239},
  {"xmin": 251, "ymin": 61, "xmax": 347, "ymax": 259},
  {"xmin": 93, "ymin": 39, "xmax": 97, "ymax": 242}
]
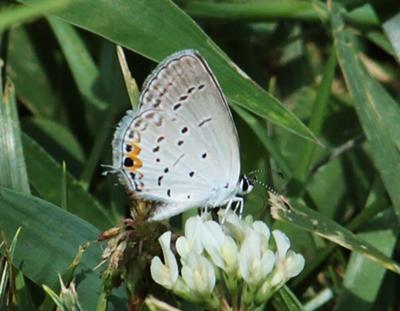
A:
[
  {"xmin": 0, "ymin": 75, "xmax": 29, "ymax": 194},
  {"xmin": 48, "ymin": 17, "xmax": 108, "ymax": 111},
  {"xmin": 334, "ymin": 209, "xmax": 398, "ymax": 310},
  {"xmin": 382, "ymin": 12, "xmax": 400, "ymax": 62},
  {"xmin": 19, "ymin": 0, "xmax": 316, "ymax": 142},
  {"xmin": 0, "ymin": 0, "xmax": 71, "ymax": 32},
  {"xmin": 0, "ymin": 186, "xmax": 125, "ymax": 310},
  {"xmin": 293, "ymin": 47, "xmax": 336, "ymax": 185},
  {"xmin": 269, "ymin": 192, "xmax": 400, "ymax": 275},
  {"xmin": 332, "ymin": 5, "xmax": 400, "ymax": 221},
  {"xmin": 21, "ymin": 133, "xmax": 113, "ymax": 229}
]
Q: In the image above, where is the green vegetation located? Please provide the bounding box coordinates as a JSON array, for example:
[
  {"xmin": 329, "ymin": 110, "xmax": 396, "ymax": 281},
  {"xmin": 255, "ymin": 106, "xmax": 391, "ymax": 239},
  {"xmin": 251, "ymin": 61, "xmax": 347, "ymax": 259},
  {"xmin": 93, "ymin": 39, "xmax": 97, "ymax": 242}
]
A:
[{"xmin": 0, "ymin": 0, "xmax": 399, "ymax": 310}]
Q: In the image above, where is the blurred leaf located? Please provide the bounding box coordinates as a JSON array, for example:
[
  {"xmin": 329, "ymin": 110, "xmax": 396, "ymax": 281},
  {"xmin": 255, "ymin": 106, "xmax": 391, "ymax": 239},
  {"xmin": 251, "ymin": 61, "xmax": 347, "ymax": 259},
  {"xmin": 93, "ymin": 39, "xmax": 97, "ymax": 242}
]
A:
[
  {"xmin": 0, "ymin": 186, "xmax": 125, "ymax": 310},
  {"xmin": 48, "ymin": 17, "xmax": 108, "ymax": 111},
  {"xmin": 7, "ymin": 27, "xmax": 62, "ymax": 118},
  {"xmin": 332, "ymin": 6, "xmax": 400, "ymax": 221},
  {"xmin": 293, "ymin": 47, "xmax": 336, "ymax": 185},
  {"xmin": 364, "ymin": 30, "xmax": 396, "ymax": 57},
  {"xmin": 0, "ymin": 0, "xmax": 71, "ymax": 32},
  {"xmin": 183, "ymin": 0, "xmax": 380, "ymax": 26},
  {"xmin": 21, "ymin": 133, "xmax": 113, "ymax": 229},
  {"xmin": 382, "ymin": 11, "xmax": 400, "ymax": 62},
  {"xmin": 269, "ymin": 192, "xmax": 400, "ymax": 275},
  {"xmin": 14, "ymin": 262, "xmax": 36, "ymax": 311},
  {"xmin": 272, "ymin": 286, "xmax": 305, "ymax": 311},
  {"xmin": 19, "ymin": 0, "xmax": 316, "ymax": 142},
  {"xmin": 233, "ymin": 105, "xmax": 292, "ymax": 179},
  {"xmin": 0, "ymin": 76, "xmax": 30, "ymax": 194},
  {"xmin": 334, "ymin": 209, "xmax": 398, "ymax": 311},
  {"xmin": 183, "ymin": 0, "xmax": 328, "ymax": 22},
  {"xmin": 22, "ymin": 117, "xmax": 85, "ymax": 175}
]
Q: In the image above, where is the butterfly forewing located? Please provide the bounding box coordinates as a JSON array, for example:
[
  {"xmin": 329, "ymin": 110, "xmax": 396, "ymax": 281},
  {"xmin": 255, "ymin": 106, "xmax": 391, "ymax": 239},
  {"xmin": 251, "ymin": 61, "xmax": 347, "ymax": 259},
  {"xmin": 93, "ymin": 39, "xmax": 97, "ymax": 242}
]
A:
[{"xmin": 140, "ymin": 51, "xmax": 240, "ymax": 185}]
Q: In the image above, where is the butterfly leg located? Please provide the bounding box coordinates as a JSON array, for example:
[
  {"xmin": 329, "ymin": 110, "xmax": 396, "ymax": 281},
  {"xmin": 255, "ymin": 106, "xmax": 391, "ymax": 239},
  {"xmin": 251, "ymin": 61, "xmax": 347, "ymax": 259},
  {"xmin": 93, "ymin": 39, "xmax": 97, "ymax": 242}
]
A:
[{"xmin": 232, "ymin": 197, "xmax": 244, "ymax": 217}]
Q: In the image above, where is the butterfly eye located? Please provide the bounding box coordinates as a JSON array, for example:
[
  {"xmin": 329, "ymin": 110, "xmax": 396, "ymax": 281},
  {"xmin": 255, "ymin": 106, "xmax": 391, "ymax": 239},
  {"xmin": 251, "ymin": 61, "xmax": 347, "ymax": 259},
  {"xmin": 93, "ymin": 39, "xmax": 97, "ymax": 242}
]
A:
[{"xmin": 239, "ymin": 175, "xmax": 253, "ymax": 195}]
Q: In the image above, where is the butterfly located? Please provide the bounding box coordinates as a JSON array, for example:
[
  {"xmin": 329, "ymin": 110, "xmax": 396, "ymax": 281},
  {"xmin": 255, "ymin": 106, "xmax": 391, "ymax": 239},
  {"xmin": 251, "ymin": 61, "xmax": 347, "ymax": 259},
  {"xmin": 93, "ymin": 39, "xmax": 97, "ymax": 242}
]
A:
[{"xmin": 111, "ymin": 50, "xmax": 253, "ymax": 221}]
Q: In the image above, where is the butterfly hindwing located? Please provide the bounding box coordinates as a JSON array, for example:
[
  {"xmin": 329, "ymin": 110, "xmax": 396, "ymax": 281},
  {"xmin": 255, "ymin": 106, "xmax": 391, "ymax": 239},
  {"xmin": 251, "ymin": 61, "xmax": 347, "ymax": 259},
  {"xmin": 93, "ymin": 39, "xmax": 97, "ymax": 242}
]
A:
[{"xmin": 113, "ymin": 108, "xmax": 222, "ymax": 205}]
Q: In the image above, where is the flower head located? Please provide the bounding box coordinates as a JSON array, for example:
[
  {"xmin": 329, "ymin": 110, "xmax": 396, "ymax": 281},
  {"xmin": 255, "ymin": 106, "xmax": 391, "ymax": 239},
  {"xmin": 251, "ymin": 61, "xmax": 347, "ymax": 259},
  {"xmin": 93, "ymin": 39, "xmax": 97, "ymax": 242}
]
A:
[{"xmin": 150, "ymin": 209, "xmax": 305, "ymax": 310}]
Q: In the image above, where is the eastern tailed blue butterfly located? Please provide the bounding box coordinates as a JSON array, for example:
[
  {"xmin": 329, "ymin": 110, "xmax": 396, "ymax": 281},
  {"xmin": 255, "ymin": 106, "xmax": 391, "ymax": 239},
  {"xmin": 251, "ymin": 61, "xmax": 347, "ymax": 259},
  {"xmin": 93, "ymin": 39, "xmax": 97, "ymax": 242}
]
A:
[{"xmin": 111, "ymin": 50, "xmax": 253, "ymax": 221}]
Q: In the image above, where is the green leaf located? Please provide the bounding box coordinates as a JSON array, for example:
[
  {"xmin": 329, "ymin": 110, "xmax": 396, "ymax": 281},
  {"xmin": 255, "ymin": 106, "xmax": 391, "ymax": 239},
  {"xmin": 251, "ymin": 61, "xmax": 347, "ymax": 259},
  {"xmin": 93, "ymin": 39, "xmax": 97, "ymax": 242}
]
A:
[
  {"xmin": 269, "ymin": 192, "xmax": 400, "ymax": 275},
  {"xmin": 0, "ymin": 76, "xmax": 30, "ymax": 194},
  {"xmin": 0, "ymin": 0, "xmax": 71, "ymax": 32},
  {"xmin": 332, "ymin": 6, "xmax": 400, "ymax": 221},
  {"xmin": 382, "ymin": 11, "xmax": 400, "ymax": 62},
  {"xmin": 8, "ymin": 27, "xmax": 63, "ymax": 118},
  {"xmin": 184, "ymin": 0, "xmax": 329, "ymax": 22},
  {"xmin": 48, "ymin": 17, "xmax": 108, "ymax": 111},
  {"xmin": 272, "ymin": 286, "xmax": 305, "ymax": 311},
  {"xmin": 293, "ymin": 47, "xmax": 336, "ymax": 185},
  {"xmin": 183, "ymin": 0, "xmax": 380, "ymax": 27},
  {"xmin": 19, "ymin": 0, "xmax": 316, "ymax": 142},
  {"xmin": 334, "ymin": 209, "xmax": 398, "ymax": 310},
  {"xmin": 21, "ymin": 133, "xmax": 113, "ymax": 229},
  {"xmin": 22, "ymin": 117, "xmax": 85, "ymax": 174},
  {"xmin": 0, "ymin": 186, "xmax": 125, "ymax": 310},
  {"xmin": 232, "ymin": 105, "xmax": 292, "ymax": 179}
]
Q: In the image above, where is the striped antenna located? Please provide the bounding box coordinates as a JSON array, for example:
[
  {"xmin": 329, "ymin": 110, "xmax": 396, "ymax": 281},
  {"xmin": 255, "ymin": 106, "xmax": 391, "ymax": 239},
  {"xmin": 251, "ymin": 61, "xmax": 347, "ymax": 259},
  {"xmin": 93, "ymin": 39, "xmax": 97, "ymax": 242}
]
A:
[{"xmin": 252, "ymin": 176, "xmax": 281, "ymax": 196}]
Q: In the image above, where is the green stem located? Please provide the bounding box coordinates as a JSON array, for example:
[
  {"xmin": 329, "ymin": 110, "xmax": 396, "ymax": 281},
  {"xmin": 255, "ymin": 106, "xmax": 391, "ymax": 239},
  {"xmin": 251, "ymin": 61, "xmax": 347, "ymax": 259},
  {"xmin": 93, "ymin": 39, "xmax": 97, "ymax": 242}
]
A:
[{"xmin": 183, "ymin": 1, "xmax": 380, "ymax": 27}]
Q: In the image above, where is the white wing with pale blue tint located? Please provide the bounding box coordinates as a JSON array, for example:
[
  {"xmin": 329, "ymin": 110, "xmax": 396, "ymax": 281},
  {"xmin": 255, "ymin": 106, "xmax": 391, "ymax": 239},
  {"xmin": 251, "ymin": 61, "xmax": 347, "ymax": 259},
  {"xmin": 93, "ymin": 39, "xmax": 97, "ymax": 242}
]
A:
[
  {"xmin": 139, "ymin": 50, "xmax": 240, "ymax": 185},
  {"xmin": 112, "ymin": 50, "xmax": 241, "ymax": 220}
]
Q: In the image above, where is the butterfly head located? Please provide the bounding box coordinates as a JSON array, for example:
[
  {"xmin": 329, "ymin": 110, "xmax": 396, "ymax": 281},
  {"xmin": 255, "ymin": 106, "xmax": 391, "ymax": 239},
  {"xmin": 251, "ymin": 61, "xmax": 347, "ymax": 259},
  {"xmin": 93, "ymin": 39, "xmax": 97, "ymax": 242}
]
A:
[{"xmin": 238, "ymin": 175, "xmax": 254, "ymax": 196}]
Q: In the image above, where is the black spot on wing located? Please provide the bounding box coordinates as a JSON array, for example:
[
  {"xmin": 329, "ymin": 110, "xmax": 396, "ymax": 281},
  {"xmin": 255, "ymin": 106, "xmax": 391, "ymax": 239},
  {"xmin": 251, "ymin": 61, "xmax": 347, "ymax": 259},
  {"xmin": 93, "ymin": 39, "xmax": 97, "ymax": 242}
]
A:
[
  {"xmin": 198, "ymin": 117, "xmax": 212, "ymax": 127},
  {"xmin": 157, "ymin": 136, "xmax": 165, "ymax": 143},
  {"xmin": 124, "ymin": 158, "xmax": 134, "ymax": 167},
  {"xmin": 153, "ymin": 146, "xmax": 160, "ymax": 153}
]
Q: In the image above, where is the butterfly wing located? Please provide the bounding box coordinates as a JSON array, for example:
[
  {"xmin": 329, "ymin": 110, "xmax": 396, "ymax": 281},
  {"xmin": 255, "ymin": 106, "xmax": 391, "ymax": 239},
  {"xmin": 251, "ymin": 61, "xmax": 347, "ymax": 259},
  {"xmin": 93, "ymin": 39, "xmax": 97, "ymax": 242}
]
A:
[
  {"xmin": 112, "ymin": 50, "xmax": 241, "ymax": 219},
  {"xmin": 113, "ymin": 108, "xmax": 219, "ymax": 202},
  {"xmin": 139, "ymin": 50, "xmax": 240, "ymax": 185}
]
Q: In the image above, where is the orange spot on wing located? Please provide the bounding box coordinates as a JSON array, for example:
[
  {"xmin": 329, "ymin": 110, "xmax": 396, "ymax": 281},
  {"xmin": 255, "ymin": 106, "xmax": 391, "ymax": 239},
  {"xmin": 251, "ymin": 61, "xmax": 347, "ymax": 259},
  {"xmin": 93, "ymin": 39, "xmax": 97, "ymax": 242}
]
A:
[{"xmin": 126, "ymin": 141, "xmax": 143, "ymax": 171}]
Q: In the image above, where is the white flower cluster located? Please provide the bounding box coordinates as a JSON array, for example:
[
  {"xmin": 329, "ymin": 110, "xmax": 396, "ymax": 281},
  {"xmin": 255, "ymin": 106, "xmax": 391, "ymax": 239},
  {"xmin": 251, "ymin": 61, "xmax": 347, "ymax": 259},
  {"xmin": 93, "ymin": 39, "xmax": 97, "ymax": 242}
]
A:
[{"xmin": 150, "ymin": 211, "xmax": 305, "ymax": 310}]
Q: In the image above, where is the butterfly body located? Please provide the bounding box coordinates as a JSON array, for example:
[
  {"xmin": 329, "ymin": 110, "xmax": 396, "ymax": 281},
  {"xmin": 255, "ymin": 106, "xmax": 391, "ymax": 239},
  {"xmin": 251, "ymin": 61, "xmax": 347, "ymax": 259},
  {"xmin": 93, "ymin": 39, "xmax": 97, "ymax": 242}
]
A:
[{"xmin": 111, "ymin": 50, "xmax": 252, "ymax": 220}]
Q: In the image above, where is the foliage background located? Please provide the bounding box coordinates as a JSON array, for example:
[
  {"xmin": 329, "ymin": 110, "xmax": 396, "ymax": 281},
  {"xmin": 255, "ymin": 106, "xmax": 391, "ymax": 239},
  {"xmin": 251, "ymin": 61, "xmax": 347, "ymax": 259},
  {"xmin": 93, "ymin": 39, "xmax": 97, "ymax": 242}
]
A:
[{"xmin": 0, "ymin": 0, "xmax": 399, "ymax": 310}]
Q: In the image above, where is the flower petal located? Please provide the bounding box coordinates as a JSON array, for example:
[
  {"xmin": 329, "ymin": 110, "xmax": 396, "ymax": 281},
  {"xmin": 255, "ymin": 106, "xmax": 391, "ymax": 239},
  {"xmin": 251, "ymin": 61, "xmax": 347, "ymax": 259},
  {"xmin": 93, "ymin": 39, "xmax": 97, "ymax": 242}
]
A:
[
  {"xmin": 150, "ymin": 231, "xmax": 178, "ymax": 289},
  {"xmin": 286, "ymin": 250, "xmax": 305, "ymax": 278},
  {"xmin": 181, "ymin": 251, "xmax": 216, "ymax": 297},
  {"xmin": 272, "ymin": 230, "xmax": 290, "ymax": 259}
]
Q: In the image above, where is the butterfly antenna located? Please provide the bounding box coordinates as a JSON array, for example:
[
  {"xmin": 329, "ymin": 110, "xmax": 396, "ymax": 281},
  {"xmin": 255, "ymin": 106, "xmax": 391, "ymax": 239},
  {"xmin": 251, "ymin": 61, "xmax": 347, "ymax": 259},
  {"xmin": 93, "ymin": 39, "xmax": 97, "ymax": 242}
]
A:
[
  {"xmin": 247, "ymin": 168, "xmax": 265, "ymax": 176},
  {"xmin": 252, "ymin": 177, "xmax": 280, "ymax": 196}
]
